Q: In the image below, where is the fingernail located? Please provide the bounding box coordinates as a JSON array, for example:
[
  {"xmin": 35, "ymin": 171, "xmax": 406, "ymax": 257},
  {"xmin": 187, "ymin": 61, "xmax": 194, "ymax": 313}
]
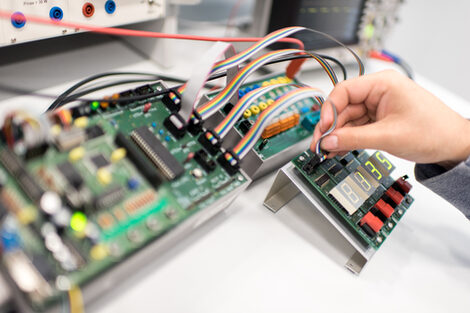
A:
[{"xmin": 321, "ymin": 135, "xmax": 338, "ymax": 150}]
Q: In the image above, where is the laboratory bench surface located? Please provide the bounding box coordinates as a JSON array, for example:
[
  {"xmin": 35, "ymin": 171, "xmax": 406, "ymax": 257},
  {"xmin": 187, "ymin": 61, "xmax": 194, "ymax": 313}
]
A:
[{"xmin": 0, "ymin": 37, "xmax": 469, "ymax": 313}]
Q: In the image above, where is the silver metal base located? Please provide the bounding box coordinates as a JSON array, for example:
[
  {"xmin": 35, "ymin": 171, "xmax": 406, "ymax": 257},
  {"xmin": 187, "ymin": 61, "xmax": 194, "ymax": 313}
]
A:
[{"xmin": 263, "ymin": 163, "xmax": 375, "ymax": 275}]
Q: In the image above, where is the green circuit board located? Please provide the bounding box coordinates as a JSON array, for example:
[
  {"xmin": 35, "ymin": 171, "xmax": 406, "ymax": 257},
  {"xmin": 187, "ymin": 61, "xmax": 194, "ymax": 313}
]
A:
[
  {"xmin": 0, "ymin": 81, "xmax": 248, "ymax": 311},
  {"xmin": 209, "ymin": 74, "xmax": 321, "ymax": 160},
  {"xmin": 0, "ymin": 72, "xmax": 324, "ymax": 312},
  {"xmin": 293, "ymin": 149, "xmax": 414, "ymax": 249}
]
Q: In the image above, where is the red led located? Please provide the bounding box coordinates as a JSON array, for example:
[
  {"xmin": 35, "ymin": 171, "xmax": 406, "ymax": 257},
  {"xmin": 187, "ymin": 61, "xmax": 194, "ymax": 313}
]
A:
[
  {"xmin": 375, "ymin": 199, "xmax": 394, "ymax": 218},
  {"xmin": 386, "ymin": 187, "xmax": 404, "ymax": 205},
  {"xmin": 143, "ymin": 102, "xmax": 152, "ymax": 113},
  {"xmin": 360, "ymin": 212, "xmax": 383, "ymax": 233}
]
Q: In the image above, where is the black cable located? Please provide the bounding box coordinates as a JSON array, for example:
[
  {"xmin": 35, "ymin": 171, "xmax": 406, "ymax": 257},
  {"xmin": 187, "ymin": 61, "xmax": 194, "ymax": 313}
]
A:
[
  {"xmin": 48, "ymin": 72, "xmax": 188, "ymax": 111},
  {"xmin": 52, "ymin": 53, "xmax": 350, "ymax": 109},
  {"xmin": 317, "ymin": 54, "xmax": 347, "ymax": 80}
]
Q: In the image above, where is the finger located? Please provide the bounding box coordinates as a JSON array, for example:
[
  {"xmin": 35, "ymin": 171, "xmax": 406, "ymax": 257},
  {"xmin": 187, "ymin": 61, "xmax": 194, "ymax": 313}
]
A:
[
  {"xmin": 320, "ymin": 121, "xmax": 387, "ymax": 152},
  {"xmin": 342, "ymin": 115, "xmax": 371, "ymax": 128},
  {"xmin": 319, "ymin": 101, "xmax": 334, "ymax": 133},
  {"xmin": 335, "ymin": 104, "xmax": 368, "ymax": 129}
]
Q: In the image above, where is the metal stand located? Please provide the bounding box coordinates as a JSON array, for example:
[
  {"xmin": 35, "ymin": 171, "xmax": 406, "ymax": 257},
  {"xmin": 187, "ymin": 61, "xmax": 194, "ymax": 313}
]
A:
[{"xmin": 263, "ymin": 163, "xmax": 376, "ymax": 274}]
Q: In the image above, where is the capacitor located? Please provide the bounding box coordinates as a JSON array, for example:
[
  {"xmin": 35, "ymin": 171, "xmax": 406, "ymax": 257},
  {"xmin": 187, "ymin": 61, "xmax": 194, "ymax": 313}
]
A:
[
  {"xmin": 143, "ymin": 102, "xmax": 152, "ymax": 113},
  {"xmin": 40, "ymin": 191, "xmax": 62, "ymax": 215}
]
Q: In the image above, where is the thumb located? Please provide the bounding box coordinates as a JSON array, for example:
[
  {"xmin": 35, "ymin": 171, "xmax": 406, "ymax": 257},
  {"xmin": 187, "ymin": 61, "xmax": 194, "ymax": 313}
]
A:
[{"xmin": 320, "ymin": 123, "xmax": 386, "ymax": 152}]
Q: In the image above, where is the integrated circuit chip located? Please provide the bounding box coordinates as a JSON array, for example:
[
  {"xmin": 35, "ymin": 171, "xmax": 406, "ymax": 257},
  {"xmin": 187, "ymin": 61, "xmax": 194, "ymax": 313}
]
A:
[
  {"xmin": 90, "ymin": 154, "xmax": 110, "ymax": 169},
  {"xmin": 58, "ymin": 161, "xmax": 84, "ymax": 189},
  {"xmin": 130, "ymin": 126, "xmax": 184, "ymax": 180}
]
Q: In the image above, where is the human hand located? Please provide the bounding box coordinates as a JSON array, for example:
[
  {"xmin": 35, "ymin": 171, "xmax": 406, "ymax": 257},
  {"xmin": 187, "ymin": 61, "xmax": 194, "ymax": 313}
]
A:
[{"xmin": 311, "ymin": 70, "xmax": 470, "ymax": 166}]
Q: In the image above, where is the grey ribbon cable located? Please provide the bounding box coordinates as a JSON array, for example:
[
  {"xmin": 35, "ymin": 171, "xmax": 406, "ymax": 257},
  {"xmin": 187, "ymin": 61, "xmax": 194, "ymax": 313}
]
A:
[
  {"xmin": 180, "ymin": 41, "xmax": 233, "ymax": 122},
  {"xmin": 315, "ymin": 101, "xmax": 338, "ymax": 159}
]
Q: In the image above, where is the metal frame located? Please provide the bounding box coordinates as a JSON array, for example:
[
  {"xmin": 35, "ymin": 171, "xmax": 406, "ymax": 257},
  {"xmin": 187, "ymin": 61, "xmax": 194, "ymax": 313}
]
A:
[{"xmin": 263, "ymin": 162, "xmax": 375, "ymax": 274}]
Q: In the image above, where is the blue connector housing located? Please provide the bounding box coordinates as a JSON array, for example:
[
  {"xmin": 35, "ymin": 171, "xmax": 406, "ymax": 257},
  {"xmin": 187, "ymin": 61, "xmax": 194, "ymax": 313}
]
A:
[
  {"xmin": 105, "ymin": 0, "xmax": 117, "ymax": 14},
  {"xmin": 49, "ymin": 6, "xmax": 64, "ymax": 21},
  {"xmin": 301, "ymin": 111, "xmax": 321, "ymax": 131},
  {"xmin": 11, "ymin": 12, "xmax": 26, "ymax": 28}
]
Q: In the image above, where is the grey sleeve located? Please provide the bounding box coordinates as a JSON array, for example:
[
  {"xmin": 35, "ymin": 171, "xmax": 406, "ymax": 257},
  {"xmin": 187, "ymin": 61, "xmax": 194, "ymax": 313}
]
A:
[{"xmin": 414, "ymin": 156, "xmax": 470, "ymax": 219}]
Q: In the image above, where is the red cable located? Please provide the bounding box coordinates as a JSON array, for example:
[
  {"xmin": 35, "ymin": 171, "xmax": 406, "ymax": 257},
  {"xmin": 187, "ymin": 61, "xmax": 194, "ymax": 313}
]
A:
[{"xmin": 0, "ymin": 10, "xmax": 304, "ymax": 49}]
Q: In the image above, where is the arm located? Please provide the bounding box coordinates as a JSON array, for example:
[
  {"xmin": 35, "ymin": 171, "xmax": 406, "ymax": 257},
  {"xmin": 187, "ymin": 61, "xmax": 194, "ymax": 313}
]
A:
[{"xmin": 311, "ymin": 70, "xmax": 470, "ymax": 215}]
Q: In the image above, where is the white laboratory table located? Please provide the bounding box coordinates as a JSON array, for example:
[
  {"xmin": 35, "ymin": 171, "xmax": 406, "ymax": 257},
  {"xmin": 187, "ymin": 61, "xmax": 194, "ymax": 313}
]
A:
[{"xmin": 0, "ymin": 37, "xmax": 470, "ymax": 313}]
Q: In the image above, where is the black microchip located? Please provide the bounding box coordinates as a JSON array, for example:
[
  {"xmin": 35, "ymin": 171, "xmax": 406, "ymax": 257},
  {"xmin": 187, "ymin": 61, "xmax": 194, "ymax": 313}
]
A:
[
  {"xmin": 58, "ymin": 161, "xmax": 84, "ymax": 189},
  {"xmin": 90, "ymin": 154, "xmax": 110, "ymax": 169},
  {"xmin": 315, "ymin": 174, "xmax": 329, "ymax": 187},
  {"xmin": 85, "ymin": 125, "xmax": 105, "ymax": 140},
  {"xmin": 93, "ymin": 186, "xmax": 125, "ymax": 210},
  {"xmin": 328, "ymin": 163, "xmax": 342, "ymax": 176},
  {"xmin": 131, "ymin": 126, "xmax": 184, "ymax": 180},
  {"xmin": 115, "ymin": 133, "xmax": 162, "ymax": 188}
]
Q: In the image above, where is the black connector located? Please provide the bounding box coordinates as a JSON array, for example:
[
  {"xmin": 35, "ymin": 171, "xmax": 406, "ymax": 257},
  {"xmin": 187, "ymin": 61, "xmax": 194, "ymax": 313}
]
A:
[
  {"xmin": 360, "ymin": 223, "xmax": 375, "ymax": 237},
  {"xmin": 198, "ymin": 130, "xmax": 222, "ymax": 155},
  {"xmin": 370, "ymin": 206, "xmax": 387, "ymax": 223},
  {"xmin": 162, "ymin": 91, "xmax": 182, "ymax": 112},
  {"xmin": 134, "ymin": 84, "xmax": 154, "ymax": 96},
  {"xmin": 163, "ymin": 113, "xmax": 187, "ymax": 139},
  {"xmin": 239, "ymin": 120, "xmax": 253, "ymax": 135},
  {"xmin": 302, "ymin": 153, "xmax": 322, "ymax": 175},
  {"xmin": 194, "ymin": 149, "xmax": 216, "ymax": 173},
  {"xmin": 217, "ymin": 150, "xmax": 240, "ymax": 176},
  {"xmin": 258, "ymin": 139, "xmax": 268, "ymax": 151},
  {"xmin": 222, "ymin": 102, "xmax": 234, "ymax": 115},
  {"xmin": 187, "ymin": 112, "xmax": 204, "ymax": 136}
]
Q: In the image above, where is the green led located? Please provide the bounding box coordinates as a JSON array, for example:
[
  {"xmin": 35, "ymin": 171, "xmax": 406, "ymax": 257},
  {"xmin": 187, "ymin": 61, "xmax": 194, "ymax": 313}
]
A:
[
  {"xmin": 70, "ymin": 212, "xmax": 88, "ymax": 232},
  {"xmin": 91, "ymin": 101, "xmax": 100, "ymax": 111},
  {"xmin": 364, "ymin": 24, "xmax": 375, "ymax": 39}
]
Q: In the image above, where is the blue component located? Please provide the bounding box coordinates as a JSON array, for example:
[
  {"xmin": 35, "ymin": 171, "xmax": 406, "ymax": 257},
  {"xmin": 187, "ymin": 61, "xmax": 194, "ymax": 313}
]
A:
[
  {"xmin": 105, "ymin": 0, "xmax": 117, "ymax": 14},
  {"xmin": 252, "ymin": 84, "xmax": 260, "ymax": 90},
  {"xmin": 238, "ymin": 90, "xmax": 245, "ymax": 98},
  {"xmin": 165, "ymin": 136, "xmax": 171, "ymax": 142},
  {"xmin": 300, "ymin": 106, "xmax": 310, "ymax": 114},
  {"xmin": 159, "ymin": 129, "xmax": 164, "ymax": 135},
  {"xmin": 301, "ymin": 111, "xmax": 321, "ymax": 131},
  {"xmin": 127, "ymin": 178, "xmax": 140, "ymax": 190},
  {"xmin": 151, "ymin": 122, "xmax": 157, "ymax": 128},
  {"xmin": 1, "ymin": 230, "xmax": 21, "ymax": 252},
  {"xmin": 49, "ymin": 7, "xmax": 64, "ymax": 21},
  {"xmin": 11, "ymin": 12, "xmax": 26, "ymax": 28}
]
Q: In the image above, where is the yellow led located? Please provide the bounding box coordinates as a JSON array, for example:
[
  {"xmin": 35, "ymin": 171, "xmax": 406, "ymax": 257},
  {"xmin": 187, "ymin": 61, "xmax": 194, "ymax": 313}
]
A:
[
  {"xmin": 69, "ymin": 147, "xmax": 85, "ymax": 162},
  {"xmin": 270, "ymin": 78, "xmax": 279, "ymax": 85},
  {"xmin": 73, "ymin": 117, "xmax": 89, "ymax": 128},
  {"xmin": 70, "ymin": 212, "xmax": 87, "ymax": 233},
  {"xmin": 250, "ymin": 105, "xmax": 260, "ymax": 115},
  {"xmin": 97, "ymin": 168, "xmax": 112, "ymax": 185},
  {"xmin": 278, "ymin": 77, "xmax": 289, "ymax": 84},
  {"xmin": 267, "ymin": 99, "xmax": 275, "ymax": 106},
  {"xmin": 285, "ymin": 77, "xmax": 293, "ymax": 83},
  {"xmin": 111, "ymin": 148, "xmax": 127, "ymax": 163},
  {"xmin": 259, "ymin": 102, "xmax": 268, "ymax": 111},
  {"xmin": 51, "ymin": 124, "xmax": 61, "ymax": 136},
  {"xmin": 243, "ymin": 109, "xmax": 252, "ymax": 118},
  {"xmin": 90, "ymin": 244, "xmax": 108, "ymax": 261},
  {"xmin": 261, "ymin": 81, "xmax": 270, "ymax": 87}
]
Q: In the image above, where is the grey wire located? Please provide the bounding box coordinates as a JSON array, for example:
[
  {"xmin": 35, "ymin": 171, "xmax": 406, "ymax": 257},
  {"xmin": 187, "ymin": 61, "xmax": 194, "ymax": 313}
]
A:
[{"xmin": 315, "ymin": 101, "xmax": 338, "ymax": 157}]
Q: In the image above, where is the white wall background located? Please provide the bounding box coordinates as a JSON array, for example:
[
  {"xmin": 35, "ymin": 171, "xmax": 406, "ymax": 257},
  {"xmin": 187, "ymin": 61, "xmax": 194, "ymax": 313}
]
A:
[{"xmin": 386, "ymin": 0, "xmax": 470, "ymax": 100}]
